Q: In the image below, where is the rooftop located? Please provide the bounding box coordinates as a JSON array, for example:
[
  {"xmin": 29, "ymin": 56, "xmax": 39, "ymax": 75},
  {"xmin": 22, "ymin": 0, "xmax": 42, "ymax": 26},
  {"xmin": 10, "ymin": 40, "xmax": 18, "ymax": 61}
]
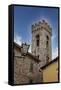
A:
[{"xmin": 40, "ymin": 56, "xmax": 59, "ymax": 70}]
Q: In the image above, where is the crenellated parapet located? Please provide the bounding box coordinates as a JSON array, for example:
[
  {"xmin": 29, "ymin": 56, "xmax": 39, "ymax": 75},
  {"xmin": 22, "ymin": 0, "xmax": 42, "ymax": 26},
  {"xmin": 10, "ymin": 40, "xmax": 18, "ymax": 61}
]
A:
[{"xmin": 32, "ymin": 20, "xmax": 52, "ymax": 35}]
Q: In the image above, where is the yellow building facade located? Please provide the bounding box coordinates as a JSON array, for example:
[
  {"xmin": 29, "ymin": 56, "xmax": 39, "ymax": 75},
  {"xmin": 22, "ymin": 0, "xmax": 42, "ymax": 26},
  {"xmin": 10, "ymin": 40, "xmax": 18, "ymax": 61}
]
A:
[{"xmin": 41, "ymin": 56, "xmax": 59, "ymax": 83}]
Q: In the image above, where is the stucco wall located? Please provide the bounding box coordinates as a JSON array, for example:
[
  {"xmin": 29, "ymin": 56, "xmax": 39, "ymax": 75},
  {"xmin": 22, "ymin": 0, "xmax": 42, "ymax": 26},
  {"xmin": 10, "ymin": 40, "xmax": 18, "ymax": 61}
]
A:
[{"xmin": 42, "ymin": 61, "xmax": 58, "ymax": 82}]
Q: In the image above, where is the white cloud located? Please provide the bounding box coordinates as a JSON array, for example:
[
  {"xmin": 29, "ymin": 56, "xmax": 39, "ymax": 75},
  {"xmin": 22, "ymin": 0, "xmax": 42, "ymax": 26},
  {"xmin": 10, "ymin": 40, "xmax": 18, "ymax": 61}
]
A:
[
  {"xmin": 52, "ymin": 35, "xmax": 56, "ymax": 42},
  {"xmin": 52, "ymin": 35, "xmax": 55, "ymax": 40},
  {"xmin": 14, "ymin": 34, "xmax": 22, "ymax": 46},
  {"xmin": 52, "ymin": 47, "xmax": 58, "ymax": 60}
]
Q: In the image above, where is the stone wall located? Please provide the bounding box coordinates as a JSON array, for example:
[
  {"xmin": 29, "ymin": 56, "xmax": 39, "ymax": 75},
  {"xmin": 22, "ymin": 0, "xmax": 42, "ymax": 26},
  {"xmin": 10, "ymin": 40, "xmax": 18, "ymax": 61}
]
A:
[{"xmin": 14, "ymin": 47, "xmax": 42, "ymax": 84}]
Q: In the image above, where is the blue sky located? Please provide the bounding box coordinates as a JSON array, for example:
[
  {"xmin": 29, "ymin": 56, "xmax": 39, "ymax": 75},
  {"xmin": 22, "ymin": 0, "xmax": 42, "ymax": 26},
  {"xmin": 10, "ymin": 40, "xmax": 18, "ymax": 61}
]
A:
[{"xmin": 14, "ymin": 6, "xmax": 59, "ymax": 59}]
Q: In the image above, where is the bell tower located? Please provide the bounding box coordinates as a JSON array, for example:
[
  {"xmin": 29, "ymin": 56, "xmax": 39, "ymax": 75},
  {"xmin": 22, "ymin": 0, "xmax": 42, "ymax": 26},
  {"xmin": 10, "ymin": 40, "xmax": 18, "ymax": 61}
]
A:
[{"xmin": 31, "ymin": 20, "xmax": 52, "ymax": 67}]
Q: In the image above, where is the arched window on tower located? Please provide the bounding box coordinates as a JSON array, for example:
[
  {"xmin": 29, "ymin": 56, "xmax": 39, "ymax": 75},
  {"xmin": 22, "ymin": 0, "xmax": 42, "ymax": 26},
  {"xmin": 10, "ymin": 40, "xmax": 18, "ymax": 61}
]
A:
[
  {"xmin": 46, "ymin": 35, "xmax": 49, "ymax": 64},
  {"xmin": 46, "ymin": 35, "xmax": 49, "ymax": 48},
  {"xmin": 36, "ymin": 34, "xmax": 40, "ymax": 47}
]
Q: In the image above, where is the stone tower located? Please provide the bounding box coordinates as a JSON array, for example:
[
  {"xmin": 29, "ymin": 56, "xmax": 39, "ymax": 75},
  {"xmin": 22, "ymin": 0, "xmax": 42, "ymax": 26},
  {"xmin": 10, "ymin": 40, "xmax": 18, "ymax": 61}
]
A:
[{"xmin": 31, "ymin": 20, "xmax": 52, "ymax": 67}]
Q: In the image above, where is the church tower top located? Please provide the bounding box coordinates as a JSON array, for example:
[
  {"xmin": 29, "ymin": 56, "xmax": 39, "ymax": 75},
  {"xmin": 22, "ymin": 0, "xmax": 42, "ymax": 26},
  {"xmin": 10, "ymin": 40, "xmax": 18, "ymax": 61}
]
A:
[{"xmin": 32, "ymin": 20, "xmax": 52, "ymax": 36}]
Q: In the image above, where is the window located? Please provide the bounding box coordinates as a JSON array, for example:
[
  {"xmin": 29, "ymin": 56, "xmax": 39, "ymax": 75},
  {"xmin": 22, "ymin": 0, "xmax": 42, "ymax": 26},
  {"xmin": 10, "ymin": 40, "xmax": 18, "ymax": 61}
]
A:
[
  {"xmin": 36, "ymin": 34, "xmax": 40, "ymax": 46},
  {"xmin": 46, "ymin": 41, "xmax": 48, "ymax": 47},
  {"xmin": 46, "ymin": 35, "xmax": 49, "ymax": 40},
  {"xmin": 46, "ymin": 35, "xmax": 49, "ymax": 48}
]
